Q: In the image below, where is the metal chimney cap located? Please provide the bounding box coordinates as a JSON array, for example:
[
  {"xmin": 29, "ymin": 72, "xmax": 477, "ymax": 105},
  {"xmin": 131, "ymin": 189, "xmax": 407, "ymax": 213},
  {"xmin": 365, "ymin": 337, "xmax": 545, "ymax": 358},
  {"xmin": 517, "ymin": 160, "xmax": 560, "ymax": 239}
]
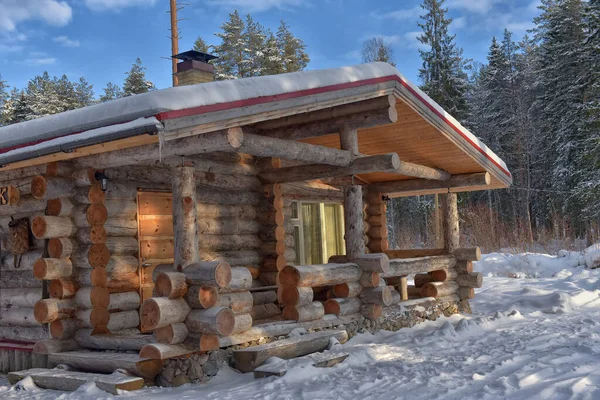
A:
[{"xmin": 172, "ymin": 50, "xmax": 218, "ymax": 63}]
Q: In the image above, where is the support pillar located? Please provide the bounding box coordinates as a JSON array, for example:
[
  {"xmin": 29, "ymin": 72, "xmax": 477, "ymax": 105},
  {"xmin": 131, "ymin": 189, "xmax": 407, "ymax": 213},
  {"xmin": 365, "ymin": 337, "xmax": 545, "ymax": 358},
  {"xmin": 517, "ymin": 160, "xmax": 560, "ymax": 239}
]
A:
[
  {"xmin": 172, "ymin": 164, "xmax": 199, "ymax": 270},
  {"xmin": 340, "ymin": 126, "xmax": 365, "ymax": 259},
  {"xmin": 441, "ymin": 192, "xmax": 459, "ymax": 252}
]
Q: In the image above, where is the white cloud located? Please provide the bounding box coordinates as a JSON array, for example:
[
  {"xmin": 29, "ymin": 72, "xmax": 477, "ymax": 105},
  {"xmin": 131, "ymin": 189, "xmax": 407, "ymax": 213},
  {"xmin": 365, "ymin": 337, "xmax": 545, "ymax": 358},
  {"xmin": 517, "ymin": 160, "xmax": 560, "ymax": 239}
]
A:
[
  {"xmin": 53, "ymin": 35, "xmax": 80, "ymax": 47},
  {"xmin": 361, "ymin": 34, "xmax": 403, "ymax": 45},
  {"xmin": 0, "ymin": 43, "xmax": 23, "ymax": 53},
  {"xmin": 402, "ymin": 31, "xmax": 427, "ymax": 50},
  {"xmin": 453, "ymin": 16, "xmax": 467, "ymax": 30},
  {"xmin": 371, "ymin": 6, "xmax": 422, "ymax": 20},
  {"xmin": 25, "ymin": 52, "xmax": 56, "ymax": 65},
  {"xmin": 206, "ymin": 0, "xmax": 306, "ymax": 13},
  {"xmin": 84, "ymin": 0, "xmax": 158, "ymax": 11},
  {"xmin": 447, "ymin": 0, "xmax": 499, "ymax": 13},
  {"xmin": 0, "ymin": 0, "xmax": 72, "ymax": 31}
]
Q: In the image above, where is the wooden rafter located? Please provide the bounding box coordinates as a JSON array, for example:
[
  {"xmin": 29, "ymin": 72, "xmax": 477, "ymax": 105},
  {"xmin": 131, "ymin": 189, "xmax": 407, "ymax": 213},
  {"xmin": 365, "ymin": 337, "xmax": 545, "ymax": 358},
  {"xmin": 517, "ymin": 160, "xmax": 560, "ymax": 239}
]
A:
[{"xmin": 368, "ymin": 172, "xmax": 491, "ymax": 197}]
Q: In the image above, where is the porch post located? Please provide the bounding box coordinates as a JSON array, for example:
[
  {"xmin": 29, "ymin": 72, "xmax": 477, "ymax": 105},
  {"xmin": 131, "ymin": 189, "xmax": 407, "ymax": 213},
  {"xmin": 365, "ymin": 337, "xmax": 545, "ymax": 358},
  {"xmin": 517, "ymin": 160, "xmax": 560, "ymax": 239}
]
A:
[
  {"xmin": 172, "ymin": 163, "xmax": 199, "ymax": 270},
  {"xmin": 340, "ymin": 126, "xmax": 365, "ymax": 259},
  {"xmin": 441, "ymin": 192, "xmax": 459, "ymax": 252}
]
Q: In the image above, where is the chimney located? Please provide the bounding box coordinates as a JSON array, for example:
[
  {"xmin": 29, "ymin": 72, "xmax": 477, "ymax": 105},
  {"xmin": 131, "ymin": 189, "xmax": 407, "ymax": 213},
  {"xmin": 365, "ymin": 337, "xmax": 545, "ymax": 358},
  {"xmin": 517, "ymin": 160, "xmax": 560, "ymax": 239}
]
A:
[{"xmin": 172, "ymin": 50, "xmax": 218, "ymax": 86}]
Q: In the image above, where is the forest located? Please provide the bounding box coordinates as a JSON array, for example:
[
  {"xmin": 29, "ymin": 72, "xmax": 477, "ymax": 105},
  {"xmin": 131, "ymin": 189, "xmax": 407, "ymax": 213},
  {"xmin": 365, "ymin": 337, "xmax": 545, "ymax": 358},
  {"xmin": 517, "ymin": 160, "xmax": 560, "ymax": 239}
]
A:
[{"xmin": 0, "ymin": 0, "xmax": 598, "ymax": 252}]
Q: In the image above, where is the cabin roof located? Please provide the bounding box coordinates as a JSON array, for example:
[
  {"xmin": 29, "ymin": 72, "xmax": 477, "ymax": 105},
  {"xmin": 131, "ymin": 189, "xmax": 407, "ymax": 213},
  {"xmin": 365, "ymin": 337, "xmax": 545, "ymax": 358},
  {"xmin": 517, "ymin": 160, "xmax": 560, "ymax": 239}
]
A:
[{"xmin": 0, "ymin": 62, "xmax": 511, "ymax": 189}]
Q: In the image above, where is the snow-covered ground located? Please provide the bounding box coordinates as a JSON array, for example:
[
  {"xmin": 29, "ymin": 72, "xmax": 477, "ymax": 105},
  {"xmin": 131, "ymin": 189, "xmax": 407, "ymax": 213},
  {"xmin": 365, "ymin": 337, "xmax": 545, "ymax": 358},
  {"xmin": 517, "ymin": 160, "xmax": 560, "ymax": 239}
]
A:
[{"xmin": 2, "ymin": 246, "xmax": 599, "ymax": 399}]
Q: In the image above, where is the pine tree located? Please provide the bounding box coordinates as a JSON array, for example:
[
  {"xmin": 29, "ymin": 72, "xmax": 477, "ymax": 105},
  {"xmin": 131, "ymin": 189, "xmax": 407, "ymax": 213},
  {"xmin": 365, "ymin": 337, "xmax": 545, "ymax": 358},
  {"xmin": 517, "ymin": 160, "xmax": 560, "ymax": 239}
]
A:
[
  {"xmin": 123, "ymin": 58, "xmax": 155, "ymax": 96},
  {"xmin": 262, "ymin": 32, "xmax": 283, "ymax": 75},
  {"xmin": 212, "ymin": 10, "xmax": 247, "ymax": 80},
  {"xmin": 417, "ymin": 0, "xmax": 469, "ymax": 121},
  {"xmin": 74, "ymin": 77, "xmax": 94, "ymax": 108},
  {"xmin": 26, "ymin": 72, "xmax": 63, "ymax": 119},
  {"xmin": 193, "ymin": 36, "xmax": 209, "ymax": 53},
  {"xmin": 276, "ymin": 21, "xmax": 309, "ymax": 73},
  {"xmin": 99, "ymin": 82, "xmax": 124, "ymax": 102},
  {"xmin": 361, "ymin": 37, "xmax": 396, "ymax": 66},
  {"xmin": 11, "ymin": 90, "xmax": 33, "ymax": 124},
  {"xmin": 53, "ymin": 74, "xmax": 78, "ymax": 112}
]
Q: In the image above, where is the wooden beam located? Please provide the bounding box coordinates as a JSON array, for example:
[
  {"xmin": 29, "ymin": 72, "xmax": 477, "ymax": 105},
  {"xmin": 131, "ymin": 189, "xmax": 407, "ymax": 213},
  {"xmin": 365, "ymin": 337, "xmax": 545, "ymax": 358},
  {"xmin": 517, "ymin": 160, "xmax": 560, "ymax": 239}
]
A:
[
  {"xmin": 255, "ymin": 95, "xmax": 396, "ymax": 133},
  {"xmin": 236, "ymin": 130, "xmax": 354, "ymax": 167},
  {"xmin": 75, "ymin": 129, "xmax": 244, "ymax": 169},
  {"xmin": 172, "ymin": 165, "xmax": 200, "ymax": 270},
  {"xmin": 395, "ymin": 161, "xmax": 450, "ymax": 181},
  {"xmin": 383, "ymin": 255, "xmax": 457, "ymax": 277},
  {"xmin": 369, "ymin": 172, "xmax": 491, "ymax": 197},
  {"xmin": 259, "ymin": 153, "xmax": 399, "ymax": 183},
  {"xmin": 442, "ymin": 193, "xmax": 460, "ymax": 252}
]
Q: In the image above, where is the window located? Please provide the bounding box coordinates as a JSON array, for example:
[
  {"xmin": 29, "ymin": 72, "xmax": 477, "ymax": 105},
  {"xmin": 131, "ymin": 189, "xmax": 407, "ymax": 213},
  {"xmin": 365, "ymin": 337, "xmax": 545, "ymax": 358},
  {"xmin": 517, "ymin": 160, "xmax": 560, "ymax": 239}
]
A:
[{"xmin": 290, "ymin": 201, "xmax": 345, "ymax": 265}]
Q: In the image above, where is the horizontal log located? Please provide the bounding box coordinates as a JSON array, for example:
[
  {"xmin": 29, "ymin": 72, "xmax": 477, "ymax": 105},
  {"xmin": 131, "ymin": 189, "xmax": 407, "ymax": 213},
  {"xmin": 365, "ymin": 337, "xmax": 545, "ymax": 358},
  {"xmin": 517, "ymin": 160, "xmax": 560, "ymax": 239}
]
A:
[
  {"xmin": 455, "ymin": 260, "xmax": 474, "ymax": 274},
  {"xmin": 457, "ymin": 286, "xmax": 475, "ymax": 299},
  {"xmin": 0, "ymin": 288, "xmax": 42, "ymax": 308},
  {"xmin": 236, "ymin": 130, "xmax": 354, "ymax": 167},
  {"xmin": 48, "ymin": 279, "xmax": 78, "ymax": 299},
  {"xmin": 360, "ymin": 286, "xmax": 393, "ymax": 306},
  {"xmin": 185, "ymin": 307, "xmax": 235, "ymax": 336},
  {"xmin": 1, "ymin": 249, "xmax": 44, "ymax": 271},
  {"xmin": 332, "ymin": 282, "xmax": 363, "ymax": 298},
  {"xmin": 73, "ymin": 183, "xmax": 105, "ymax": 204},
  {"xmin": 252, "ymin": 290, "xmax": 277, "ymax": 305},
  {"xmin": 384, "ymin": 256, "xmax": 457, "ymax": 277},
  {"xmin": 429, "ymin": 268, "xmax": 458, "ymax": 282},
  {"xmin": 76, "ymin": 128, "xmax": 245, "ymax": 169},
  {"xmin": 49, "ymin": 319, "xmax": 78, "ymax": 340},
  {"xmin": 456, "ymin": 272, "xmax": 483, "ymax": 288},
  {"xmin": 139, "ymin": 343, "xmax": 198, "ymax": 360},
  {"xmin": 47, "ymin": 195, "xmax": 76, "ymax": 217},
  {"xmin": 256, "ymin": 95, "xmax": 397, "ymax": 137},
  {"xmin": 91, "ymin": 308, "xmax": 140, "ymax": 333},
  {"xmin": 278, "ymin": 263, "xmax": 362, "ymax": 287},
  {"xmin": 359, "ymin": 271, "xmax": 380, "ymax": 288},
  {"xmin": 143, "ymin": 155, "xmax": 257, "ymax": 176},
  {"xmin": 324, "ymin": 297, "xmax": 362, "ymax": 316},
  {"xmin": 30, "ymin": 175, "xmax": 74, "ymax": 200},
  {"xmin": 31, "ymin": 216, "xmax": 77, "ymax": 239},
  {"xmin": 33, "ymin": 258, "xmax": 73, "ymax": 280},
  {"xmin": 328, "ymin": 253, "xmax": 390, "ymax": 274},
  {"xmin": 47, "ymin": 238, "xmax": 78, "ymax": 259},
  {"xmin": 0, "ymin": 195, "xmax": 46, "ymax": 216},
  {"xmin": 420, "ymin": 281, "xmax": 460, "ymax": 298},
  {"xmin": 278, "ymin": 286, "xmax": 313, "ymax": 306},
  {"xmin": 45, "ymin": 162, "xmax": 74, "ymax": 177},
  {"xmin": 0, "ymin": 326, "xmax": 46, "ymax": 342},
  {"xmin": 140, "ymin": 297, "xmax": 191, "ymax": 331},
  {"xmin": 361, "ymin": 303, "xmax": 382, "ymax": 320},
  {"xmin": 154, "ymin": 272, "xmax": 188, "ymax": 299},
  {"xmin": 34, "ymin": 298, "xmax": 77, "ymax": 323},
  {"xmin": 74, "ymin": 287, "xmax": 93, "ymax": 309},
  {"xmin": 215, "ymin": 291, "xmax": 253, "ymax": 314},
  {"xmin": 282, "ymin": 301, "xmax": 324, "ymax": 322},
  {"xmin": 32, "ymin": 339, "xmax": 79, "ymax": 355},
  {"xmin": 75, "ymin": 329, "xmax": 153, "ymax": 351},
  {"xmin": 250, "ymin": 303, "xmax": 280, "ymax": 320},
  {"xmin": 154, "ymin": 261, "xmax": 231, "ymax": 288},
  {"xmin": 103, "ymin": 218, "xmax": 138, "ymax": 237},
  {"xmin": 385, "ymin": 249, "xmax": 447, "ymax": 259},
  {"xmin": 72, "ymin": 167, "xmax": 96, "ymax": 186},
  {"xmin": 219, "ymin": 267, "xmax": 253, "ymax": 293},
  {"xmin": 0, "ymin": 307, "xmax": 39, "ymax": 327},
  {"xmin": 453, "ymin": 247, "xmax": 482, "ymax": 261},
  {"xmin": 91, "ymin": 288, "xmax": 140, "ymax": 311},
  {"xmin": 0, "ymin": 271, "xmax": 43, "ymax": 288},
  {"xmin": 75, "ymin": 226, "xmax": 107, "ymax": 245},
  {"xmin": 154, "ymin": 323, "xmax": 189, "ymax": 345},
  {"xmin": 370, "ymin": 172, "xmax": 492, "ymax": 197},
  {"xmin": 259, "ymin": 153, "xmax": 400, "ymax": 183},
  {"xmin": 204, "ymin": 250, "xmax": 262, "ymax": 267},
  {"xmin": 231, "ymin": 313, "xmax": 253, "ymax": 335},
  {"xmin": 199, "ymin": 234, "xmax": 261, "ymax": 252}
]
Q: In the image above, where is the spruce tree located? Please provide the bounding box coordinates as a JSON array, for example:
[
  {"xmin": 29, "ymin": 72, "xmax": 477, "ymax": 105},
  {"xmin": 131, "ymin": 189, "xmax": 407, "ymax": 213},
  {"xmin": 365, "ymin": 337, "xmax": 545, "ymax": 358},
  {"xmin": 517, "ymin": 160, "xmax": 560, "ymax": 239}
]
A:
[
  {"xmin": 244, "ymin": 15, "xmax": 268, "ymax": 77},
  {"xmin": 361, "ymin": 37, "xmax": 396, "ymax": 66},
  {"xmin": 262, "ymin": 32, "xmax": 283, "ymax": 75},
  {"xmin": 212, "ymin": 10, "xmax": 247, "ymax": 79},
  {"xmin": 74, "ymin": 77, "xmax": 94, "ymax": 108},
  {"xmin": 123, "ymin": 58, "xmax": 155, "ymax": 96},
  {"xmin": 417, "ymin": 0, "xmax": 469, "ymax": 121},
  {"xmin": 99, "ymin": 82, "xmax": 124, "ymax": 102},
  {"xmin": 193, "ymin": 36, "xmax": 209, "ymax": 53},
  {"xmin": 276, "ymin": 21, "xmax": 309, "ymax": 73}
]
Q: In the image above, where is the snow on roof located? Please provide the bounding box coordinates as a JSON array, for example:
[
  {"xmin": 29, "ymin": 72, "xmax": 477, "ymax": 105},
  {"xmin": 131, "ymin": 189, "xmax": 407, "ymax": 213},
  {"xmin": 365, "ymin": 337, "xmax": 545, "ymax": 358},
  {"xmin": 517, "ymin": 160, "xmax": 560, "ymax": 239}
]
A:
[{"xmin": 0, "ymin": 62, "xmax": 509, "ymax": 176}]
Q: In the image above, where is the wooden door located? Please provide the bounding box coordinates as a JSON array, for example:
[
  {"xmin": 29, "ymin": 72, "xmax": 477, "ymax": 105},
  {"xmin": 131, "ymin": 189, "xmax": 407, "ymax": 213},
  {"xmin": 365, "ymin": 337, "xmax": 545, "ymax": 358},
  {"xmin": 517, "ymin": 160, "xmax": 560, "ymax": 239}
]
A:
[{"xmin": 137, "ymin": 191, "xmax": 175, "ymax": 306}]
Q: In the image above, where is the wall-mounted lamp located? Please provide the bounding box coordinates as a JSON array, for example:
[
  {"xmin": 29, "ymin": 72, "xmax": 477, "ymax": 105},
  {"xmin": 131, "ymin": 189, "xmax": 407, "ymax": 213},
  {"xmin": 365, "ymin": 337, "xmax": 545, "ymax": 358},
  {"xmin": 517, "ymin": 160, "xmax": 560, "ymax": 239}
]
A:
[{"xmin": 94, "ymin": 171, "xmax": 109, "ymax": 192}]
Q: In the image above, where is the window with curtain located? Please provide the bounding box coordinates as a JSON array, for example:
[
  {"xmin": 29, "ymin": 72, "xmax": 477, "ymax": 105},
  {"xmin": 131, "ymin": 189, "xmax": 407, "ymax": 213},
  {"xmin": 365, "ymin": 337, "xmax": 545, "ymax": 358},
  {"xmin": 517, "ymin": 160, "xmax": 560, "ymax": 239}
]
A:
[{"xmin": 291, "ymin": 201, "xmax": 345, "ymax": 265}]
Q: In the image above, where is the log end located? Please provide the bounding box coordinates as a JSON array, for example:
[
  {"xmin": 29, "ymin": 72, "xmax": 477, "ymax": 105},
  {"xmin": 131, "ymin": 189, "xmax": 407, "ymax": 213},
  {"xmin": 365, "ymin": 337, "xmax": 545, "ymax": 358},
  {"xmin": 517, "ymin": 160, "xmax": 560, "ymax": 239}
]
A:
[
  {"xmin": 278, "ymin": 286, "xmax": 299, "ymax": 306},
  {"xmin": 333, "ymin": 283, "xmax": 350, "ymax": 298},
  {"xmin": 198, "ymin": 287, "xmax": 218, "ymax": 309},
  {"xmin": 227, "ymin": 127, "xmax": 244, "ymax": 148},
  {"xmin": 429, "ymin": 269, "xmax": 448, "ymax": 282},
  {"xmin": 33, "ymin": 299, "xmax": 54, "ymax": 324},
  {"xmin": 90, "ymin": 225, "xmax": 108, "ymax": 244},
  {"xmin": 47, "ymin": 238, "xmax": 63, "ymax": 259},
  {"xmin": 215, "ymin": 261, "xmax": 232, "ymax": 288},
  {"xmin": 89, "ymin": 244, "xmax": 111, "ymax": 268},
  {"xmin": 214, "ymin": 307, "xmax": 235, "ymax": 336},
  {"xmin": 277, "ymin": 266, "xmax": 300, "ymax": 287},
  {"xmin": 91, "ymin": 268, "xmax": 108, "ymax": 287},
  {"xmin": 90, "ymin": 307, "xmax": 110, "ymax": 327},
  {"xmin": 31, "ymin": 216, "xmax": 47, "ymax": 239},
  {"xmin": 87, "ymin": 203, "xmax": 108, "ymax": 226},
  {"xmin": 323, "ymin": 299, "xmax": 341, "ymax": 315},
  {"xmin": 46, "ymin": 198, "xmax": 62, "ymax": 216},
  {"xmin": 49, "ymin": 320, "xmax": 65, "ymax": 339},
  {"xmin": 32, "ymin": 259, "xmax": 47, "ymax": 280},
  {"xmin": 30, "ymin": 175, "xmax": 47, "ymax": 200},
  {"xmin": 281, "ymin": 306, "xmax": 299, "ymax": 321},
  {"xmin": 198, "ymin": 334, "xmax": 220, "ymax": 352},
  {"xmin": 140, "ymin": 299, "xmax": 161, "ymax": 331},
  {"xmin": 420, "ymin": 283, "xmax": 438, "ymax": 298},
  {"xmin": 91, "ymin": 286, "xmax": 110, "ymax": 308},
  {"xmin": 89, "ymin": 183, "xmax": 106, "ymax": 203},
  {"xmin": 139, "ymin": 344, "xmax": 161, "ymax": 360}
]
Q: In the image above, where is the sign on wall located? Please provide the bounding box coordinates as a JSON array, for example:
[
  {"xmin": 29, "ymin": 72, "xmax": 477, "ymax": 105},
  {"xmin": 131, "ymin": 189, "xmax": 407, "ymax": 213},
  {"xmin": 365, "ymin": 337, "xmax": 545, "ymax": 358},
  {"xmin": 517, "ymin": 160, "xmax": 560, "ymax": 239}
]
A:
[{"xmin": 0, "ymin": 186, "xmax": 20, "ymax": 206}]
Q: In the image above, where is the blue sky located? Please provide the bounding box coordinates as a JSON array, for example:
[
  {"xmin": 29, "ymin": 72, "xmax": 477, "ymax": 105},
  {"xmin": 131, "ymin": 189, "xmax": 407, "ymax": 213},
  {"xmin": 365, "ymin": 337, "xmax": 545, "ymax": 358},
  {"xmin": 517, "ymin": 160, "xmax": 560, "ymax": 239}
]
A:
[{"xmin": 0, "ymin": 0, "xmax": 541, "ymax": 94}]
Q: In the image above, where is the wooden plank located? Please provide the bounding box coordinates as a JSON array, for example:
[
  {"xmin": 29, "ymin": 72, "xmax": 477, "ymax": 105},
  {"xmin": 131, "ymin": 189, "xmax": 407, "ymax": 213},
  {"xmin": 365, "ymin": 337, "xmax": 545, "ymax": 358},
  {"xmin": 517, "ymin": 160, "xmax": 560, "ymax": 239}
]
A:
[
  {"xmin": 310, "ymin": 352, "xmax": 349, "ymax": 368},
  {"xmin": 48, "ymin": 351, "xmax": 163, "ymax": 379},
  {"xmin": 233, "ymin": 329, "xmax": 348, "ymax": 372},
  {"xmin": 8, "ymin": 368, "xmax": 144, "ymax": 394}
]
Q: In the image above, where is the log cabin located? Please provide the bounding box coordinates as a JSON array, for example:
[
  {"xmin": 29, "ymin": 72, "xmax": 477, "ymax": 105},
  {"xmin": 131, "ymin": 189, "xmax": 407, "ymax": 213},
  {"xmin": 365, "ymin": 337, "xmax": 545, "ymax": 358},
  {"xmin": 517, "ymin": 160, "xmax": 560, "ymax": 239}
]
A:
[{"xmin": 0, "ymin": 51, "xmax": 511, "ymax": 389}]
